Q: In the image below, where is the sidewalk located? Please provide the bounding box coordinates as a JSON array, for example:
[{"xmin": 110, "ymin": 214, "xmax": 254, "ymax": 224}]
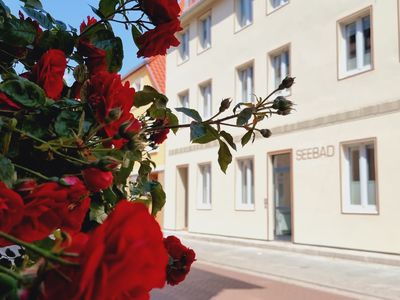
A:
[{"xmin": 164, "ymin": 230, "xmax": 400, "ymax": 300}]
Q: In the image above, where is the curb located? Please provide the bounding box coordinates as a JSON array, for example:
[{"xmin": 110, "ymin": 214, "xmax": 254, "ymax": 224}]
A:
[{"xmin": 163, "ymin": 230, "xmax": 400, "ymax": 267}]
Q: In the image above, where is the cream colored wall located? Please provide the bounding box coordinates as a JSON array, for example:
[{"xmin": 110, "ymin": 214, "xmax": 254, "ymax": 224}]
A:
[{"xmin": 164, "ymin": 0, "xmax": 400, "ymax": 253}]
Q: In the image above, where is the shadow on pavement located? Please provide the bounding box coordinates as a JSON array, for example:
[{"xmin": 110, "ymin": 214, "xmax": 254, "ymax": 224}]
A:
[{"xmin": 151, "ymin": 267, "xmax": 262, "ymax": 300}]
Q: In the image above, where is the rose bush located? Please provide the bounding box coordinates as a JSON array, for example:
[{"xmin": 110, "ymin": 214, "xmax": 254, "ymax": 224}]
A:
[{"xmin": 0, "ymin": 0, "xmax": 293, "ymax": 298}]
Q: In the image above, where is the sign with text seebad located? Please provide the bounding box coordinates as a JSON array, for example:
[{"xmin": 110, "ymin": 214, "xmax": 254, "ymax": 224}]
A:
[{"xmin": 296, "ymin": 145, "xmax": 335, "ymax": 161}]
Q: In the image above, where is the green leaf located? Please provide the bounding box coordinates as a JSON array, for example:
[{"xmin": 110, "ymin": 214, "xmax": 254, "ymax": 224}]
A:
[
  {"xmin": 114, "ymin": 153, "xmax": 135, "ymax": 186},
  {"xmin": 3, "ymin": 18, "xmax": 36, "ymax": 46},
  {"xmin": 22, "ymin": 115, "xmax": 47, "ymax": 139},
  {"xmin": 144, "ymin": 181, "xmax": 166, "ymax": 216},
  {"xmin": 131, "ymin": 25, "xmax": 142, "ymax": 48},
  {"xmin": 236, "ymin": 107, "xmax": 253, "ymax": 126},
  {"xmin": 0, "ymin": 0, "xmax": 11, "ymax": 18},
  {"xmin": 241, "ymin": 130, "xmax": 253, "ymax": 147},
  {"xmin": 190, "ymin": 123, "xmax": 219, "ymax": 144},
  {"xmin": 54, "ymin": 110, "xmax": 82, "ymax": 137},
  {"xmin": 134, "ymin": 85, "xmax": 165, "ymax": 107},
  {"xmin": 166, "ymin": 110, "xmax": 179, "ymax": 134},
  {"xmin": 90, "ymin": 4, "xmax": 105, "ymax": 19},
  {"xmin": 0, "ymin": 78, "xmax": 45, "ymax": 108},
  {"xmin": 21, "ymin": 0, "xmax": 43, "ymax": 9},
  {"xmin": 220, "ymin": 130, "xmax": 236, "ymax": 150},
  {"xmin": 91, "ymin": 30, "xmax": 123, "ymax": 73},
  {"xmin": 21, "ymin": 6, "xmax": 53, "ymax": 29},
  {"xmin": 99, "ymin": 0, "xmax": 119, "ymax": 16},
  {"xmin": 176, "ymin": 107, "xmax": 202, "ymax": 122},
  {"xmin": 102, "ymin": 187, "xmax": 118, "ymax": 205},
  {"xmin": 0, "ymin": 154, "xmax": 15, "ymax": 187},
  {"xmin": 0, "ymin": 272, "xmax": 17, "ymax": 298},
  {"xmin": 89, "ymin": 202, "xmax": 107, "ymax": 224},
  {"xmin": 218, "ymin": 140, "xmax": 232, "ymax": 173}
]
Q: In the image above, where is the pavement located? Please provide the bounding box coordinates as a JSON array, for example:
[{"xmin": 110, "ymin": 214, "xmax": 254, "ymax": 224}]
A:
[{"xmin": 156, "ymin": 230, "xmax": 400, "ymax": 300}]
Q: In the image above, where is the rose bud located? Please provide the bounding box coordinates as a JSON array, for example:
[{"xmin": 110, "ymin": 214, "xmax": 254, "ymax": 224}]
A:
[
  {"xmin": 278, "ymin": 76, "xmax": 295, "ymax": 90},
  {"xmin": 260, "ymin": 129, "xmax": 272, "ymax": 138},
  {"xmin": 73, "ymin": 64, "xmax": 89, "ymax": 83},
  {"xmin": 82, "ymin": 168, "xmax": 113, "ymax": 192},
  {"xmin": 219, "ymin": 98, "xmax": 232, "ymax": 113},
  {"xmin": 272, "ymin": 96, "xmax": 293, "ymax": 111},
  {"xmin": 96, "ymin": 156, "xmax": 121, "ymax": 171},
  {"xmin": 105, "ymin": 107, "xmax": 122, "ymax": 123}
]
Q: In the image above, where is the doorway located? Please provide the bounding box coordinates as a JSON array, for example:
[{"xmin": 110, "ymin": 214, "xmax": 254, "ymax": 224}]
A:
[
  {"xmin": 176, "ymin": 166, "xmax": 189, "ymax": 230},
  {"xmin": 271, "ymin": 152, "xmax": 292, "ymax": 241}
]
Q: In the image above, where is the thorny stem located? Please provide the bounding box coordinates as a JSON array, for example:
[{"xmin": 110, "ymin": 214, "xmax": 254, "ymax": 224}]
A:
[
  {"xmin": 0, "ymin": 264, "xmax": 24, "ymax": 281},
  {"xmin": 0, "ymin": 231, "xmax": 79, "ymax": 267},
  {"xmin": 14, "ymin": 163, "xmax": 52, "ymax": 181}
]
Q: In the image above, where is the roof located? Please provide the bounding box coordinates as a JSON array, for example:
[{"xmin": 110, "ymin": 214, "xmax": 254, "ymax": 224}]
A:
[{"xmin": 122, "ymin": 55, "xmax": 166, "ymax": 94}]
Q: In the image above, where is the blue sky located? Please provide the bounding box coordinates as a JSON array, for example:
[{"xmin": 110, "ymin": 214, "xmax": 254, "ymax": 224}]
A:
[{"xmin": 6, "ymin": 0, "xmax": 143, "ymax": 76}]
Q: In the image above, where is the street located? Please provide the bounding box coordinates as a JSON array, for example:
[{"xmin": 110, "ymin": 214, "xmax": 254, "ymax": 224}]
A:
[{"xmin": 151, "ymin": 262, "xmax": 354, "ymax": 300}]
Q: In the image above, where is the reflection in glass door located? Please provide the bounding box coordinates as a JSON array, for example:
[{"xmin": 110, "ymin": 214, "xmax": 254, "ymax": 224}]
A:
[{"xmin": 272, "ymin": 153, "xmax": 292, "ymax": 241}]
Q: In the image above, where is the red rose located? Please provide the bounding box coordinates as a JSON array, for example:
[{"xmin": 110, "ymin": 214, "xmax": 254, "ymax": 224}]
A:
[
  {"xmin": 140, "ymin": 0, "xmax": 181, "ymax": 25},
  {"xmin": 0, "ymin": 92, "xmax": 21, "ymax": 110},
  {"xmin": 82, "ymin": 167, "xmax": 113, "ymax": 192},
  {"xmin": 164, "ymin": 235, "xmax": 196, "ymax": 286},
  {"xmin": 15, "ymin": 179, "xmax": 37, "ymax": 197},
  {"xmin": 150, "ymin": 128, "xmax": 170, "ymax": 144},
  {"xmin": 80, "ymin": 16, "xmax": 97, "ymax": 33},
  {"xmin": 0, "ymin": 182, "xmax": 24, "ymax": 236},
  {"xmin": 30, "ymin": 49, "xmax": 67, "ymax": 100},
  {"xmin": 87, "ymin": 71, "xmax": 139, "ymax": 148},
  {"xmin": 10, "ymin": 178, "xmax": 90, "ymax": 243},
  {"xmin": 137, "ymin": 19, "xmax": 182, "ymax": 58},
  {"xmin": 77, "ymin": 38, "xmax": 107, "ymax": 74},
  {"xmin": 39, "ymin": 201, "xmax": 168, "ymax": 300}
]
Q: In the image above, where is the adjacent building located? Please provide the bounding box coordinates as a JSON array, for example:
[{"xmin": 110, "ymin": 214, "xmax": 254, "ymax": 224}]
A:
[
  {"xmin": 163, "ymin": 0, "xmax": 400, "ymax": 254},
  {"xmin": 123, "ymin": 55, "xmax": 167, "ymax": 225}
]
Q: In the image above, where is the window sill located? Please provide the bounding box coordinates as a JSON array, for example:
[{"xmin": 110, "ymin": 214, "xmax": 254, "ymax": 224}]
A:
[
  {"xmin": 197, "ymin": 205, "xmax": 212, "ymax": 210},
  {"xmin": 234, "ymin": 22, "xmax": 253, "ymax": 34},
  {"xmin": 342, "ymin": 205, "xmax": 378, "ymax": 215},
  {"xmin": 178, "ymin": 57, "xmax": 190, "ymax": 66},
  {"xmin": 267, "ymin": 3, "xmax": 289, "ymax": 16},
  {"xmin": 338, "ymin": 65, "xmax": 373, "ymax": 80},
  {"xmin": 235, "ymin": 205, "xmax": 255, "ymax": 211},
  {"xmin": 197, "ymin": 45, "xmax": 211, "ymax": 55}
]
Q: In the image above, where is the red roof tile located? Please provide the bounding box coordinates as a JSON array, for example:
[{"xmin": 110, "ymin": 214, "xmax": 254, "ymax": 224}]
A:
[{"xmin": 146, "ymin": 55, "xmax": 166, "ymax": 93}]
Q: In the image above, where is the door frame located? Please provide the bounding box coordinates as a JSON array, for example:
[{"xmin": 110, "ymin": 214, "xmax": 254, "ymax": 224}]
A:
[
  {"xmin": 175, "ymin": 164, "xmax": 189, "ymax": 230},
  {"xmin": 267, "ymin": 149, "xmax": 294, "ymax": 242}
]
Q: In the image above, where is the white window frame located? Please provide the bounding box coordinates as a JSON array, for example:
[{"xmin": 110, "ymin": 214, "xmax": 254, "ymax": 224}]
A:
[
  {"xmin": 200, "ymin": 82, "xmax": 212, "ymax": 119},
  {"xmin": 341, "ymin": 140, "xmax": 378, "ymax": 214},
  {"xmin": 269, "ymin": 47, "xmax": 290, "ymax": 95},
  {"xmin": 178, "ymin": 91, "xmax": 189, "ymax": 123},
  {"xmin": 268, "ymin": 0, "xmax": 289, "ymax": 13},
  {"xmin": 179, "ymin": 28, "xmax": 190, "ymax": 63},
  {"xmin": 198, "ymin": 13, "xmax": 211, "ymax": 53},
  {"xmin": 338, "ymin": 8, "xmax": 372, "ymax": 78},
  {"xmin": 237, "ymin": 63, "xmax": 254, "ymax": 103},
  {"xmin": 236, "ymin": 0, "xmax": 253, "ymax": 30},
  {"xmin": 236, "ymin": 158, "xmax": 255, "ymax": 210},
  {"xmin": 197, "ymin": 163, "xmax": 212, "ymax": 209}
]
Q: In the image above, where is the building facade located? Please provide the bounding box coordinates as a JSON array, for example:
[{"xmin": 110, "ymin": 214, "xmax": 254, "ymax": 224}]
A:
[{"xmin": 164, "ymin": 0, "xmax": 400, "ymax": 254}]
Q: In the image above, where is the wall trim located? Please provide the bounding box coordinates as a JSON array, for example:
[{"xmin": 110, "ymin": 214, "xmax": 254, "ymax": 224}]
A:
[{"xmin": 169, "ymin": 99, "xmax": 400, "ymax": 156}]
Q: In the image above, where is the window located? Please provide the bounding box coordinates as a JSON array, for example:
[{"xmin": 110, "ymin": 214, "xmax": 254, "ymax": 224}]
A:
[
  {"xmin": 270, "ymin": 49, "xmax": 290, "ymax": 94},
  {"xmin": 200, "ymin": 83, "xmax": 212, "ymax": 119},
  {"xmin": 198, "ymin": 164, "xmax": 211, "ymax": 209},
  {"xmin": 270, "ymin": 0, "xmax": 288, "ymax": 10},
  {"xmin": 199, "ymin": 14, "xmax": 211, "ymax": 51},
  {"xmin": 236, "ymin": 159, "xmax": 254, "ymax": 210},
  {"xmin": 339, "ymin": 11, "xmax": 372, "ymax": 77},
  {"xmin": 236, "ymin": 0, "xmax": 253, "ymax": 28},
  {"xmin": 237, "ymin": 64, "xmax": 254, "ymax": 103},
  {"xmin": 179, "ymin": 29, "xmax": 190, "ymax": 62},
  {"xmin": 178, "ymin": 92, "xmax": 189, "ymax": 123},
  {"xmin": 342, "ymin": 141, "xmax": 377, "ymax": 214}
]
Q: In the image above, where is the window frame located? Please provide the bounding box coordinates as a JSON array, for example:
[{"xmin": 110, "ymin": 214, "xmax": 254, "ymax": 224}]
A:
[
  {"xmin": 340, "ymin": 138, "xmax": 379, "ymax": 215},
  {"xmin": 197, "ymin": 163, "xmax": 212, "ymax": 210},
  {"xmin": 267, "ymin": 0, "xmax": 289, "ymax": 15},
  {"xmin": 198, "ymin": 12, "xmax": 212, "ymax": 54},
  {"xmin": 235, "ymin": 0, "xmax": 253, "ymax": 32},
  {"xmin": 178, "ymin": 28, "xmax": 190, "ymax": 64},
  {"xmin": 337, "ymin": 6, "xmax": 374, "ymax": 80},
  {"xmin": 178, "ymin": 90, "xmax": 190, "ymax": 124},
  {"xmin": 236, "ymin": 157, "xmax": 255, "ymax": 211},
  {"xmin": 236, "ymin": 61, "xmax": 255, "ymax": 104},
  {"xmin": 199, "ymin": 81, "xmax": 212, "ymax": 119},
  {"xmin": 268, "ymin": 44, "xmax": 291, "ymax": 96}
]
